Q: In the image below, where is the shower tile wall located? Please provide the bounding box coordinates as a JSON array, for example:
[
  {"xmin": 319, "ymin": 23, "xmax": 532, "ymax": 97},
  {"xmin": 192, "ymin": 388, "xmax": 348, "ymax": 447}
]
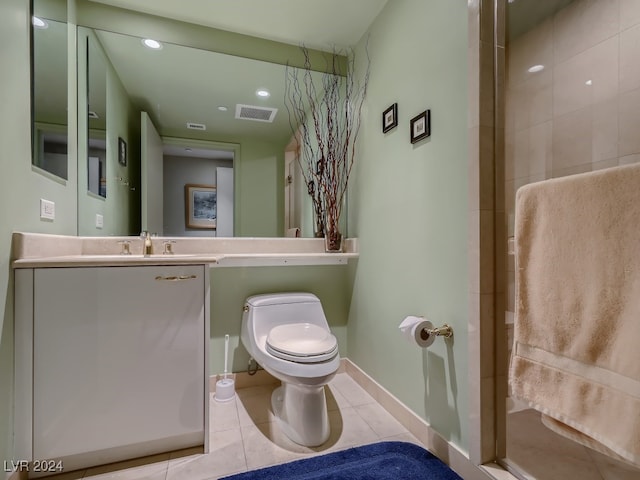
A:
[{"xmin": 505, "ymin": 0, "xmax": 640, "ymax": 317}]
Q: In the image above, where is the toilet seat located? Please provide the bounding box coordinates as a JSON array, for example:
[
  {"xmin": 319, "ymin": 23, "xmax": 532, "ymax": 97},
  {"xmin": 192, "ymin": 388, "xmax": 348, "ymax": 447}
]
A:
[{"xmin": 266, "ymin": 323, "xmax": 338, "ymax": 363}]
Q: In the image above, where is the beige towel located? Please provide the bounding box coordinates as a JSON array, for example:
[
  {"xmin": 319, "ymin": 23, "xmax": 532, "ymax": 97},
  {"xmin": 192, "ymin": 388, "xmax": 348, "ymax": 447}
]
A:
[{"xmin": 509, "ymin": 163, "xmax": 640, "ymax": 467}]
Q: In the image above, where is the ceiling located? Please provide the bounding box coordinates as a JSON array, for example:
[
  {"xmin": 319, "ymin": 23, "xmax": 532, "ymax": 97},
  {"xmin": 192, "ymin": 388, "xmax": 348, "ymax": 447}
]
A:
[
  {"xmin": 507, "ymin": 0, "xmax": 575, "ymax": 41},
  {"xmin": 89, "ymin": 0, "xmax": 389, "ymax": 52},
  {"xmin": 35, "ymin": 0, "xmax": 580, "ymax": 156}
]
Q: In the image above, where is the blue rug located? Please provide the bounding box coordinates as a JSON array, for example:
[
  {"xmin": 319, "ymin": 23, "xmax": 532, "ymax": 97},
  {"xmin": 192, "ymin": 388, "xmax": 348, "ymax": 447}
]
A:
[{"xmin": 222, "ymin": 441, "xmax": 463, "ymax": 480}]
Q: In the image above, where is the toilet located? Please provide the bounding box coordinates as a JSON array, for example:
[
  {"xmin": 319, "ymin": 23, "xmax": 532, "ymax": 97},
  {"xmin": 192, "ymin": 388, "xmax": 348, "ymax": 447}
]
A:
[{"xmin": 240, "ymin": 292, "xmax": 340, "ymax": 446}]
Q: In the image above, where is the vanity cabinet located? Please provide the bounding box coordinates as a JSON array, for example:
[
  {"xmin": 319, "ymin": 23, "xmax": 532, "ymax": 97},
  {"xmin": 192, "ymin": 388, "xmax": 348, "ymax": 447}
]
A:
[{"xmin": 14, "ymin": 265, "xmax": 209, "ymax": 473}]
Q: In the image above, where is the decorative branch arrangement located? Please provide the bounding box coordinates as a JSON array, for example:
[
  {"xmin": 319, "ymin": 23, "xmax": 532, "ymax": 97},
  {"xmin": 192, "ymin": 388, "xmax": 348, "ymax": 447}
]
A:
[{"xmin": 285, "ymin": 45, "xmax": 370, "ymax": 251}]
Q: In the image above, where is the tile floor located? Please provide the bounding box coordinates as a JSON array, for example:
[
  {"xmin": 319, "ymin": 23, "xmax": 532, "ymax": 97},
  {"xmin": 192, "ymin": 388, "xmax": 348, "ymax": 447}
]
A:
[
  {"xmin": 506, "ymin": 409, "xmax": 640, "ymax": 480},
  {"xmin": 44, "ymin": 373, "xmax": 423, "ymax": 480}
]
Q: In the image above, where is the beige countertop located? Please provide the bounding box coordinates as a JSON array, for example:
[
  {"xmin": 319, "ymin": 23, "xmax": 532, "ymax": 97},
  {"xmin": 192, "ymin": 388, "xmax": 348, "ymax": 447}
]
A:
[{"xmin": 11, "ymin": 232, "xmax": 358, "ymax": 268}]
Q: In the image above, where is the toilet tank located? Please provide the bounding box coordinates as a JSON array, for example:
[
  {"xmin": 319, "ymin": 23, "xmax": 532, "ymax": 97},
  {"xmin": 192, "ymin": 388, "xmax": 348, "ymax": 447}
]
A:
[{"xmin": 244, "ymin": 293, "xmax": 329, "ymax": 337}]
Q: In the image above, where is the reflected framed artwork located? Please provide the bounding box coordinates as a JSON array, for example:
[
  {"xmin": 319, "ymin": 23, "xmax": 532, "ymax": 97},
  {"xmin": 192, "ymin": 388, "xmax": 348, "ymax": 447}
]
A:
[
  {"xmin": 185, "ymin": 184, "xmax": 217, "ymax": 229},
  {"xmin": 410, "ymin": 110, "xmax": 430, "ymax": 144},
  {"xmin": 118, "ymin": 137, "xmax": 127, "ymax": 166},
  {"xmin": 382, "ymin": 103, "xmax": 398, "ymax": 133}
]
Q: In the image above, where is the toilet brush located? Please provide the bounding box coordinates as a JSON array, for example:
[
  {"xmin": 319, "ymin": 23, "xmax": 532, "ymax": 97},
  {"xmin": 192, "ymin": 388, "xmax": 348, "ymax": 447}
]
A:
[{"xmin": 215, "ymin": 334, "xmax": 235, "ymax": 402}]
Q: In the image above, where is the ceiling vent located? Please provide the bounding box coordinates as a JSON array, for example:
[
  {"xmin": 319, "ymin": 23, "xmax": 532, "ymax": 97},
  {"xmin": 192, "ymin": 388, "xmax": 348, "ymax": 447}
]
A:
[
  {"xmin": 235, "ymin": 104, "xmax": 278, "ymax": 123},
  {"xmin": 186, "ymin": 122, "xmax": 206, "ymax": 131}
]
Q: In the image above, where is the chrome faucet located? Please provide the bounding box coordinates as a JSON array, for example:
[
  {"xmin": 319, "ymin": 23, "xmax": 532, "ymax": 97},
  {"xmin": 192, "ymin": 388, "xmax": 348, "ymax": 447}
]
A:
[{"xmin": 141, "ymin": 231, "xmax": 152, "ymax": 256}]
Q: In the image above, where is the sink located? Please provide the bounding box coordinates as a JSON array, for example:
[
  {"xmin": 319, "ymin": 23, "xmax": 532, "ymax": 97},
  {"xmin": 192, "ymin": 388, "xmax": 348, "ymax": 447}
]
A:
[
  {"xmin": 121, "ymin": 253, "xmax": 208, "ymax": 260},
  {"xmin": 70, "ymin": 253, "xmax": 206, "ymax": 260}
]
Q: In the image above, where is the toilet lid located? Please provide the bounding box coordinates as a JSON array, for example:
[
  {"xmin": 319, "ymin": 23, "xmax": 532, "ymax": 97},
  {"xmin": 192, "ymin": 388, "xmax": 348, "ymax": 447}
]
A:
[{"xmin": 266, "ymin": 323, "xmax": 338, "ymax": 363}]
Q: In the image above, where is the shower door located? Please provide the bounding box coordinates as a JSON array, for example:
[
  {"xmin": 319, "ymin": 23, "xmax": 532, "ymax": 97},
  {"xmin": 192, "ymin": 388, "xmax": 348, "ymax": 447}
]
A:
[{"xmin": 501, "ymin": 0, "xmax": 640, "ymax": 478}]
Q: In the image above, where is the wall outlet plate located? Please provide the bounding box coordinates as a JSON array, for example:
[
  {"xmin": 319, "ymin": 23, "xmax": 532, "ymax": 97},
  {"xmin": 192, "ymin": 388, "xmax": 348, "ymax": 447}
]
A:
[
  {"xmin": 95, "ymin": 214, "xmax": 104, "ymax": 229},
  {"xmin": 40, "ymin": 199, "xmax": 55, "ymax": 220}
]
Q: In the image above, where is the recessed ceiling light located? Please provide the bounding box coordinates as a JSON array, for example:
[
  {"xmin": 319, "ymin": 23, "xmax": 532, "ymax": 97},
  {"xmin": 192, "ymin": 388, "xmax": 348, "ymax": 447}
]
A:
[
  {"xmin": 217, "ymin": 106, "xmax": 228, "ymax": 112},
  {"xmin": 527, "ymin": 64, "xmax": 544, "ymax": 73},
  {"xmin": 32, "ymin": 16, "xmax": 48, "ymax": 29},
  {"xmin": 256, "ymin": 89, "xmax": 270, "ymax": 98},
  {"xmin": 142, "ymin": 38, "xmax": 163, "ymax": 50},
  {"xmin": 585, "ymin": 79, "xmax": 593, "ymax": 86}
]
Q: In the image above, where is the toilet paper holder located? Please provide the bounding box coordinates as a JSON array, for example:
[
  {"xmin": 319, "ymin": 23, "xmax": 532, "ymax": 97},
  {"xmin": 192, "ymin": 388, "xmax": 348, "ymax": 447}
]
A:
[{"xmin": 419, "ymin": 323, "xmax": 453, "ymax": 341}]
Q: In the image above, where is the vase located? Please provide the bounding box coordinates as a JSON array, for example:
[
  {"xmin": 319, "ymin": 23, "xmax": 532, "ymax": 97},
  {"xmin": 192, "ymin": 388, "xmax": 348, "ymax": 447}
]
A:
[{"xmin": 324, "ymin": 231, "xmax": 343, "ymax": 253}]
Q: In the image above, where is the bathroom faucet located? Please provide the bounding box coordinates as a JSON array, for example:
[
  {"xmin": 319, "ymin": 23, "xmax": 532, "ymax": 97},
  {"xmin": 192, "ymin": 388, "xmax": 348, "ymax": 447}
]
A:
[{"xmin": 141, "ymin": 231, "xmax": 152, "ymax": 256}]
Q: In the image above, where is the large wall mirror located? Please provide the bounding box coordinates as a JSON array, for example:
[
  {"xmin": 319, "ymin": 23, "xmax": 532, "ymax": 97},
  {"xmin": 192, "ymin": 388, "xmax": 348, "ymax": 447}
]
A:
[
  {"xmin": 32, "ymin": 0, "xmax": 68, "ymax": 180},
  {"xmin": 33, "ymin": 0, "xmax": 341, "ymax": 238}
]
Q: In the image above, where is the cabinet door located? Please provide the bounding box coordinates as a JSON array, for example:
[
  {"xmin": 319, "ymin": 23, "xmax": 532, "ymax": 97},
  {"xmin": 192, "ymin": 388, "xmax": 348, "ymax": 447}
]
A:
[{"xmin": 33, "ymin": 265, "xmax": 205, "ymax": 460}]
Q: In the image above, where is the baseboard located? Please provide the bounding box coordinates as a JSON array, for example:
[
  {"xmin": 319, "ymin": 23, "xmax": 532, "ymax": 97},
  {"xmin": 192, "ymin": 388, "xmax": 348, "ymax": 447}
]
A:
[
  {"xmin": 210, "ymin": 359, "xmax": 507, "ymax": 480},
  {"xmin": 341, "ymin": 359, "xmax": 500, "ymax": 480}
]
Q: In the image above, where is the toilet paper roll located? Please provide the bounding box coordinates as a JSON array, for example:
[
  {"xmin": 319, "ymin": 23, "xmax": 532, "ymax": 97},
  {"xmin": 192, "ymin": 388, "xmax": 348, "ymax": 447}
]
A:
[{"xmin": 398, "ymin": 316, "xmax": 436, "ymax": 348}]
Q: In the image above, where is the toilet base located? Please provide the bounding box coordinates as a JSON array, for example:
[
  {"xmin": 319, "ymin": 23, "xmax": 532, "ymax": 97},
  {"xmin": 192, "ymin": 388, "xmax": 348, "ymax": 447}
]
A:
[{"xmin": 271, "ymin": 383, "xmax": 330, "ymax": 447}]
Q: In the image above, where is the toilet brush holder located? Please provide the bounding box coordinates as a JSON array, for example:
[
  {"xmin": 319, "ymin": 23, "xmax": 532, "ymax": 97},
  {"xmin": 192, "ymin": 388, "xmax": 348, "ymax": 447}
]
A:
[
  {"xmin": 215, "ymin": 375, "xmax": 235, "ymax": 402},
  {"xmin": 215, "ymin": 334, "xmax": 235, "ymax": 402}
]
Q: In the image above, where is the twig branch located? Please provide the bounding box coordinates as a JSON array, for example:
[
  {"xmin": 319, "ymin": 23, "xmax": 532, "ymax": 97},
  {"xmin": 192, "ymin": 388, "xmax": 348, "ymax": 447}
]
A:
[{"xmin": 285, "ymin": 43, "xmax": 370, "ymax": 244}]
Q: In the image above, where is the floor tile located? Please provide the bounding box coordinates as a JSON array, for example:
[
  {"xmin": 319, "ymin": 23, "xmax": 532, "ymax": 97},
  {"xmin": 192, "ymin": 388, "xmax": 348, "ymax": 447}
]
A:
[
  {"xmin": 325, "ymin": 383, "xmax": 350, "ymax": 412},
  {"xmin": 83, "ymin": 453, "xmax": 169, "ymax": 480},
  {"xmin": 587, "ymin": 449, "xmax": 640, "ymax": 480},
  {"xmin": 328, "ymin": 373, "xmax": 376, "ymax": 407},
  {"xmin": 236, "ymin": 385, "xmax": 278, "ymax": 427},
  {"xmin": 321, "ymin": 406, "xmax": 380, "ymax": 452},
  {"xmin": 240, "ymin": 423, "xmax": 307, "ymax": 470},
  {"xmin": 378, "ymin": 431, "xmax": 423, "ymax": 446},
  {"xmin": 39, "ymin": 469, "xmax": 86, "ymax": 480},
  {"xmin": 166, "ymin": 429, "xmax": 246, "ymax": 480},
  {"xmin": 41, "ymin": 373, "xmax": 640, "ymax": 480},
  {"xmin": 506, "ymin": 408, "xmax": 635, "ymax": 480},
  {"xmin": 209, "ymin": 393, "xmax": 240, "ymax": 432},
  {"xmin": 354, "ymin": 402, "xmax": 408, "ymax": 438}
]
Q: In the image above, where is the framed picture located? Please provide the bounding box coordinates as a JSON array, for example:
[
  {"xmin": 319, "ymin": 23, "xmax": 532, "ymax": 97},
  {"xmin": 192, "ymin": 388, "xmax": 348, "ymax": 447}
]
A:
[
  {"xmin": 118, "ymin": 137, "xmax": 127, "ymax": 166},
  {"xmin": 185, "ymin": 184, "xmax": 217, "ymax": 229},
  {"xmin": 382, "ymin": 103, "xmax": 398, "ymax": 133},
  {"xmin": 410, "ymin": 110, "xmax": 431, "ymax": 144}
]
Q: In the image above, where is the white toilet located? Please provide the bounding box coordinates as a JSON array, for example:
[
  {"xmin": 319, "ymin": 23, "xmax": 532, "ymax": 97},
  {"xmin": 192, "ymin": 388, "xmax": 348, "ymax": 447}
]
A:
[{"xmin": 240, "ymin": 292, "xmax": 340, "ymax": 446}]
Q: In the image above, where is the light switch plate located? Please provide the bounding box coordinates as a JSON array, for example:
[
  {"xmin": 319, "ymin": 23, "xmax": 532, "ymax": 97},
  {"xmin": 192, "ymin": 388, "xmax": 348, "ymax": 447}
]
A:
[
  {"xmin": 40, "ymin": 199, "xmax": 55, "ymax": 220},
  {"xmin": 95, "ymin": 214, "xmax": 104, "ymax": 229}
]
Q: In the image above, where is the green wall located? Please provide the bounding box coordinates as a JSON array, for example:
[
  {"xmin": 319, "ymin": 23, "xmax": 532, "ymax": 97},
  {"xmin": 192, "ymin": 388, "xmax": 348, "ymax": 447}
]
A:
[
  {"xmin": 235, "ymin": 140, "xmax": 284, "ymax": 237},
  {"xmin": 348, "ymin": 0, "xmax": 469, "ymax": 453},
  {"xmin": 209, "ymin": 264, "xmax": 355, "ymax": 375},
  {"xmin": 0, "ymin": 0, "xmax": 471, "ymax": 467},
  {"xmin": 0, "ymin": 0, "xmax": 78, "ymax": 467}
]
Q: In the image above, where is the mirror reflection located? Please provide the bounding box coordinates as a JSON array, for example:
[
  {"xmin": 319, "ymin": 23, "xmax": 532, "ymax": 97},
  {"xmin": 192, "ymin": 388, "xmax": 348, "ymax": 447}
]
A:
[
  {"xmin": 32, "ymin": 0, "xmax": 334, "ymax": 238},
  {"xmin": 32, "ymin": 14, "xmax": 68, "ymax": 180},
  {"xmin": 87, "ymin": 35, "xmax": 107, "ymax": 198},
  {"xmin": 81, "ymin": 28, "xmax": 325, "ymax": 238}
]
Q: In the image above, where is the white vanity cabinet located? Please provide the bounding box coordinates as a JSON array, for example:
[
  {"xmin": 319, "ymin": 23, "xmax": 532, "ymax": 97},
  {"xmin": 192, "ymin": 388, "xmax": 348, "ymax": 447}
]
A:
[{"xmin": 14, "ymin": 265, "xmax": 209, "ymax": 473}]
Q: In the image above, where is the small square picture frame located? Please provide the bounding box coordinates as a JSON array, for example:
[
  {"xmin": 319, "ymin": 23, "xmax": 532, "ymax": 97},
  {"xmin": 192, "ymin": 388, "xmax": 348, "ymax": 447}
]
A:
[
  {"xmin": 410, "ymin": 110, "xmax": 430, "ymax": 144},
  {"xmin": 382, "ymin": 103, "xmax": 398, "ymax": 133},
  {"xmin": 118, "ymin": 137, "xmax": 127, "ymax": 166}
]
